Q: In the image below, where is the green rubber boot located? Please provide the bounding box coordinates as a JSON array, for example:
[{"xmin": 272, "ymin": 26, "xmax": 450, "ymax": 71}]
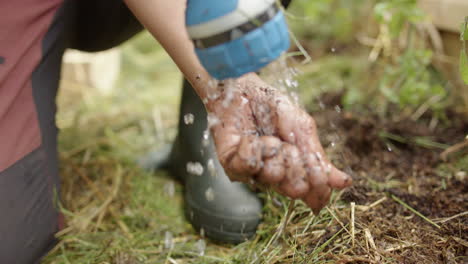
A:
[
  {"xmin": 142, "ymin": 80, "xmax": 263, "ymax": 244},
  {"xmin": 175, "ymin": 80, "xmax": 262, "ymax": 244}
]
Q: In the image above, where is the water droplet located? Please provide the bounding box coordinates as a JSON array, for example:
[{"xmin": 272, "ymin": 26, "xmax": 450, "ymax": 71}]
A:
[
  {"xmin": 314, "ymin": 152, "xmax": 324, "ymax": 167},
  {"xmin": 319, "ymin": 101, "xmax": 326, "ymax": 110},
  {"xmin": 205, "ymin": 187, "xmax": 215, "ymax": 201},
  {"xmin": 334, "ymin": 105, "xmax": 341, "ymax": 113},
  {"xmin": 207, "ymin": 91, "xmax": 220, "ymax": 101},
  {"xmin": 222, "ymin": 79, "xmax": 236, "ymax": 108},
  {"xmin": 201, "ymin": 129, "xmax": 210, "ymax": 148},
  {"xmin": 285, "ymin": 78, "xmax": 298, "ymax": 88},
  {"xmin": 272, "ymin": 197, "xmax": 282, "ymax": 207},
  {"xmin": 186, "ymin": 162, "xmax": 204, "ymax": 175},
  {"xmin": 241, "ymin": 96, "xmax": 249, "ymax": 106},
  {"xmin": 207, "ymin": 79, "xmax": 216, "ymax": 87},
  {"xmin": 184, "ymin": 113, "xmax": 194, "ymax": 125},
  {"xmin": 207, "ymin": 113, "xmax": 220, "ymax": 128},
  {"xmin": 207, "ymin": 159, "xmax": 216, "ymax": 177},
  {"xmin": 290, "ymin": 92, "xmax": 299, "ymax": 104},
  {"xmin": 163, "ymin": 181, "xmax": 175, "ymax": 197},
  {"xmin": 247, "ymin": 158, "xmax": 257, "ymax": 168},
  {"xmin": 312, "ymin": 165, "xmax": 322, "ymax": 175},
  {"xmin": 252, "ymin": 252, "xmax": 258, "ymax": 262},
  {"xmin": 241, "ymin": 222, "xmax": 246, "ymax": 234},
  {"xmin": 195, "ymin": 239, "xmax": 206, "ymax": 256},
  {"xmin": 386, "ymin": 144, "xmax": 393, "ymax": 152},
  {"xmin": 164, "ymin": 231, "xmax": 174, "ymax": 249}
]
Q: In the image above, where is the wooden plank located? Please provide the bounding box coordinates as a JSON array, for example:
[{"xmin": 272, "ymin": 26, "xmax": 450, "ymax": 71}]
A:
[{"xmin": 418, "ymin": 0, "xmax": 468, "ymax": 33}]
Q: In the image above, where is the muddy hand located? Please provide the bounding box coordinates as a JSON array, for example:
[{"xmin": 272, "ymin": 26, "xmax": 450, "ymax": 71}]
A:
[{"xmin": 204, "ymin": 73, "xmax": 352, "ymax": 214}]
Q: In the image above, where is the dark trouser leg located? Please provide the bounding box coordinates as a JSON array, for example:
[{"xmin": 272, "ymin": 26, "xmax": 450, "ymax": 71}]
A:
[
  {"xmin": 0, "ymin": 1, "xmax": 73, "ymax": 262},
  {"xmin": 0, "ymin": 148, "xmax": 60, "ymax": 264},
  {"xmin": 0, "ymin": 1, "xmax": 143, "ymax": 262}
]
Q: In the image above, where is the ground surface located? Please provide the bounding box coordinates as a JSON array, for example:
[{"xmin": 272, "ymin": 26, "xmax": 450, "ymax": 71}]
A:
[{"xmin": 43, "ymin": 31, "xmax": 467, "ymax": 264}]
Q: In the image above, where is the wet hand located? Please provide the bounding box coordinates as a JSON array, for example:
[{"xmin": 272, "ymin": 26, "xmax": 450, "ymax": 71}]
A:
[{"xmin": 204, "ymin": 73, "xmax": 352, "ymax": 214}]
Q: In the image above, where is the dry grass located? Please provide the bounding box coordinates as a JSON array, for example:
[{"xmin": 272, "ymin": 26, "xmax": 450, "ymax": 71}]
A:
[{"xmin": 42, "ymin": 28, "xmax": 467, "ymax": 263}]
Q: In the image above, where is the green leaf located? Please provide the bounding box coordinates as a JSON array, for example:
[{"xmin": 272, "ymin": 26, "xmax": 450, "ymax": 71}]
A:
[
  {"xmin": 460, "ymin": 49, "xmax": 468, "ymax": 85},
  {"xmin": 461, "ymin": 17, "xmax": 468, "ymax": 41}
]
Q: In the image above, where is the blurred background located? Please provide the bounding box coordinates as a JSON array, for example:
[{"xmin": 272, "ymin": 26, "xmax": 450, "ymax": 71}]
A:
[{"xmin": 45, "ymin": 0, "xmax": 467, "ymax": 263}]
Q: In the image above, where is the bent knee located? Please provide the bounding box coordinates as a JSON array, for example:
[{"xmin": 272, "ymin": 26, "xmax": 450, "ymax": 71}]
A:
[{"xmin": 0, "ymin": 147, "xmax": 61, "ymax": 264}]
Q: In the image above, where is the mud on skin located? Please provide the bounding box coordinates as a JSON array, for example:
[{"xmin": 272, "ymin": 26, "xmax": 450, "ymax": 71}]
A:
[{"xmin": 200, "ymin": 73, "xmax": 352, "ymax": 214}]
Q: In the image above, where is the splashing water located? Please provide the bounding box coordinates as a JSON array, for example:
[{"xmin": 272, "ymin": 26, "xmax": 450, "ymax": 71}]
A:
[
  {"xmin": 207, "ymin": 159, "xmax": 216, "ymax": 177},
  {"xmin": 202, "ymin": 129, "xmax": 210, "ymax": 147},
  {"xmin": 195, "ymin": 239, "xmax": 206, "ymax": 256},
  {"xmin": 241, "ymin": 96, "xmax": 249, "ymax": 106},
  {"xmin": 204, "ymin": 187, "xmax": 215, "ymax": 201},
  {"xmin": 189, "ymin": 210, "xmax": 194, "ymax": 220},
  {"xmin": 241, "ymin": 222, "xmax": 246, "ymax": 235},
  {"xmin": 164, "ymin": 231, "xmax": 174, "ymax": 249},
  {"xmin": 163, "ymin": 181, "xmax": 175, "ymax": 197},
  {"xmin": 184, "ymin": 113, "xmax": 194, "ymax": 125},
  {"xmin": 207, "ymin": 113, "xmax": 220, "ymax": 128},
  {"xmin": 186, "ymin": 162, "xmax": 204, "ymax": 175},
  {"xmin": 222, "ymin": 79, "xmax": 237, "ymax": 108},
  {"xmin": 334, "ymin": 105, "xmax": 342, "ymax": 113},
  {"xmin": 290, "ymin": 91, "xmax": 300, "ymax": 105},
  {"xmin": 261, "ymin": 55, "xmax": 302, "ymax": 112},
  {"xmin": 285, "ymin": 78, "xmax": 298, "ymax": 89},
  {"xmin": 386, "ymin": 144, "xmax": 393, "ymax": 152}
]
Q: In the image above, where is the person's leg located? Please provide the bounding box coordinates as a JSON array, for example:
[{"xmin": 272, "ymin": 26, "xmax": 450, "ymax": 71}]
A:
[
  {"xmin": 0, "ymin": 0, "xmax": 140, "ymax": 260},
  {"xmin": 0, "ymin": 1, "xmax": 75, "ymax": 262},
  {"xmin": 0, "ymin": 149, "xmax": 61, "ymax": 264}
]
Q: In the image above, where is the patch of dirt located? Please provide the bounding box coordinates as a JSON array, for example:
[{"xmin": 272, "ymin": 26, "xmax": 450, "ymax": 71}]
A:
[{"xmin": 311, "ymin": 93, "xmax": 467, "ymax": 263}]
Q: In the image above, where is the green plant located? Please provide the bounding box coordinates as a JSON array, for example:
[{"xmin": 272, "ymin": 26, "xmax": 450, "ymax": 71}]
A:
[
  {"xmin": 460, "ymin": 17, "xmax": 468, "ymax": 85},
  {"xmin": 374, "ymin": 0, "xmax": 425, "ymax": 38},
  {"xmin": 370, "ymin": 0, "xmax": 447, "ymax": 116},
  {"xmin": 287, "ymin": 0, "xmax": 363, "ymax": 43}
]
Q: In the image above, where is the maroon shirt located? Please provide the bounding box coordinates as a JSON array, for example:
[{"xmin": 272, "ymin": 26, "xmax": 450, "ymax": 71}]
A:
[{"xmin": 0, "ymin": 0, "xmax": 62, "ymax": 171}]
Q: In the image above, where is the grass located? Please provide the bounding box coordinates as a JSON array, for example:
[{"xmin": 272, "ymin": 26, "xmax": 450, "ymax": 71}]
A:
[{"xmin": 43, "ymin": 19, "xmax": 467, "ymax": 263}]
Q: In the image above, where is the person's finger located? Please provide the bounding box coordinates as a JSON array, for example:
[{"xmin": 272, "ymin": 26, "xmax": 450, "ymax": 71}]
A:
[
  {"xmin": 278, "ymin": 144, "xmax": 309, "ymax": 199},
  {"xmin": 304, "ymin": 150, "xmax": 352, "ymax": 189},
  {"xmin": 302, "ymin": 185, "xmax": 331, "ymax": 215},
  {"xmin": 229, "ymin": 135, "xmax": 263, "ymax": 175},
  {"xmin": 288, "ymin": 110, "xmax": 352, "ymax": 191},
  {"xmin": 273, "ymin": 98, "xmax": 300, "ymax": 144},
  {"xmin": 258, "ymin": 153, "xmax": 285, "ymax": 184},
  {"xmin": 328, "ymin": 166, "xmax": 352, "ymax": 189},
  {"xmin": 212, "ymin": 127, "xmax": 241, "ymax": 170},
  {"xmin": 299, "ymin": 151, "xmax": 335, "ymax": 214},
  {"xmin": 210, "ymin": 94, "xmax": 256, "ymax": 175},
  {"xmin": 260, "ymin": 136, "xmax": 282, "ymax": 158},
  {"xmin": 257, "ymin": 136, "xmax": 284, "ymax": 183}
]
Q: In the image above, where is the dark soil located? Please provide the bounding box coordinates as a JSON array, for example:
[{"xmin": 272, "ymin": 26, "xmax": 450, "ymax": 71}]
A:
[{"xmin": 310, "ymin": 93, "xmax": 467, "ymax": 263}]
